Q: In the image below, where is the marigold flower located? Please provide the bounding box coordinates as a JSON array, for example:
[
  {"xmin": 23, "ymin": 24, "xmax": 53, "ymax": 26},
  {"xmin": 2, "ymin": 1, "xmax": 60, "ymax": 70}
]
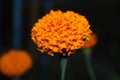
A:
[
  {"xmin": 31, "ymin": 10, "xmax": 92, "ymax": 56},
  {"xmin": 0, "ymin": 49, "xmax": 32, "ymax": 77},
  {"xmin": 82, "ymin": 33, "xmax": 97, "ymax": 49}
]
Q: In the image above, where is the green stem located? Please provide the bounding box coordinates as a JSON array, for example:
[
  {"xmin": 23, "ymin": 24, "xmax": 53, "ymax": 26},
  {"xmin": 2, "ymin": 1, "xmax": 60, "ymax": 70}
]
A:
[
  {"xmin": 60, "ymin": 57, "xmax": 67, "ymax": 80},
  {"xmin": 13, "ymin": 77, "xmax": 20, "ymax": 80},
  {"xmin": 83, "ymin": 48, "xmax": 96, "ymax": 80}
]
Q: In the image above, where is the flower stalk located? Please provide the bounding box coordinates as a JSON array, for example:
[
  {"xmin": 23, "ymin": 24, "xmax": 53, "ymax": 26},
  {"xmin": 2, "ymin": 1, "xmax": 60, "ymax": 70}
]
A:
[
  {"xmin": 60, "ymin": 56, "xmax": 67, "ymax": 80},
  {"xmin": 83, "ymin": 48, "xmax": 96, "ymax": 80},
  {"xmin": 13, "ymin": 77, "xmax": 20, "ymax": 80}
]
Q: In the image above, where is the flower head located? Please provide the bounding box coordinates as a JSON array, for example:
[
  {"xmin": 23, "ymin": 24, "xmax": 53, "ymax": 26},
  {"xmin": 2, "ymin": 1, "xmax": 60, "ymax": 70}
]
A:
[
  {"xmin": 82, "ymin": 33, "xmax": 97, "ymax": 49},
  {"xmin": 31, "ymin": 10, "xmax": 92, "ymax": 56},
  {"xmin": 0, "ymin": 49, "xmax": 32, "ymax": 77}
]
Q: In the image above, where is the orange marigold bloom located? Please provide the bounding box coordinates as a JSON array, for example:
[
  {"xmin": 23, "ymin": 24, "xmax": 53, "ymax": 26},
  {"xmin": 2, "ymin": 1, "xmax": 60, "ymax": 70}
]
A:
[
  {"xmin": 82, "ymin": 33, "xmax": 97, "ymax": 49},
  {"xmin": 0, "ymin": 49, "xmax": 32, "ymax": 77},
  {"xmin": 31, "ymin": 10, "xmax": 92, "ymax": 56}
]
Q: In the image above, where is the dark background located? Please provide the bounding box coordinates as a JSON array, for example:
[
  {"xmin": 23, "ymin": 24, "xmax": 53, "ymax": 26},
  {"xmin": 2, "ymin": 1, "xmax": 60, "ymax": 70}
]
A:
[{"xmin": 0, "ymin": 0, "xmax": 120, "ymax": 80}]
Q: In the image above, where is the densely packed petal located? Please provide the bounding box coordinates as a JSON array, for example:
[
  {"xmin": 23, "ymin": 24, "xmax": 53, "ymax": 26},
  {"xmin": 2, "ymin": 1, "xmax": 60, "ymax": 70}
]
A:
[{"xmin": 31, "ymin": 10, "xmax": 92, "ymax": 56}]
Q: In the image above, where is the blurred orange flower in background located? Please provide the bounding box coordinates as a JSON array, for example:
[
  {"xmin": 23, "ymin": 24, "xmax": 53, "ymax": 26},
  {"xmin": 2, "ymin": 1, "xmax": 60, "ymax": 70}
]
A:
[
  {"xmin": 82, "ymin": 33, "xmax": 97, "ymax": 49},
  {"xmin": 0, "ymin": 49, "xmax": 32, "ymax": 77},
  {"xmin": 31, "ymin": 10, "xmax": 92, "ymax": 56}
]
